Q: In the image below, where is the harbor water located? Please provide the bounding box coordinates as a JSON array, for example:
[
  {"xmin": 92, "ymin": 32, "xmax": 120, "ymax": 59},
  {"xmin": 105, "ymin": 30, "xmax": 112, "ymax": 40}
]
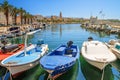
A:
[{"xmin": 1, "ymin": 24, "xmax": 120, "ymax": 80}]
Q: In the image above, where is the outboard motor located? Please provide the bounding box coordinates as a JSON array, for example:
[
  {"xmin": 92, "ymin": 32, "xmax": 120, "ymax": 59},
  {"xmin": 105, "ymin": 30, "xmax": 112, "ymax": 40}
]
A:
[
  {"xmin": 67, "ymin": 41, "xmax": 73, "ymax": 48},
  {"xmin": 88, "ymin": 36, "xmax": 93, "ymax": 41}
]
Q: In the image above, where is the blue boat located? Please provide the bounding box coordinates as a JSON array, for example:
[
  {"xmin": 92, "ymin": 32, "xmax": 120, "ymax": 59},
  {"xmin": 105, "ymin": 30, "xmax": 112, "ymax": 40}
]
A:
[
  {"xmin": 1, "ymin": 30, "xmax": 48, "ymax": 78},
  {"xmin": 1, "ymin": 44, "xmax": 48, "ymax": 78},
  {"xmin": 40, "ymin": 41, "xmax": 79, "ymax": 79}
]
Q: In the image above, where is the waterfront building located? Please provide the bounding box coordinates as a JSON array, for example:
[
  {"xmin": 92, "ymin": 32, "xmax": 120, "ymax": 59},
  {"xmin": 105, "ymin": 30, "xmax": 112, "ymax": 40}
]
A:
[{"xmin": 34, "ymin": 15, "xmax": 44, "ymax": 22}]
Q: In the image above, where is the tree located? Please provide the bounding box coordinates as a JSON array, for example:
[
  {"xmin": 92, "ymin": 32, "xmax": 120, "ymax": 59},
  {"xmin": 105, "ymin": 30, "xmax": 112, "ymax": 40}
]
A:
[
  {"xmin": 0, "ymin": 0, "xmax": 12, "ymax": 25},
  {"xmin": 18, "ymin": 8, "xmax": 25, "ymax": 25},
  {"xmin": 11, "ymin": 7, "xmax": 19, "ymax": 25}
]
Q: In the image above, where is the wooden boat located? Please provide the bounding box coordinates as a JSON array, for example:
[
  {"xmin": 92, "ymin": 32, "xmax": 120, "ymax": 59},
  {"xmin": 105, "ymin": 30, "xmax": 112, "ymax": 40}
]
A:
[
  {"xmin": 0, "ymin": 44, "xmax": 24, "ymax": 62},
  {"xmin": 1, "ymin": 29, "xmax": 47, "ymax": 78},
  {"xmin": 40, "ymin": 41, "xmax": 79, "ymax": 79},
  {"xmin": 106, "ymin": 39, "xmax": 120, "ymax": 59},
  {"xmin": 1, "ymin": 43, "xmax": 48, "ymax": 78},
  {"xmin": 81, "ymin": 40, "xmax": 116, "ymax": 70}
]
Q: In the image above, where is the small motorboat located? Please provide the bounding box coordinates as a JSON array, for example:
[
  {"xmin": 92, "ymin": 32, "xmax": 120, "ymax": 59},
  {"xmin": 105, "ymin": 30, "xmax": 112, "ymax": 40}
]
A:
[
  {"xmin": 0, "ymin": 44, "xmax": 24, "ymax": 62},
  {"xmin": 1, "ymin": 43, "xmax": 48, "ymax": 78},
  {"xmin": 1, "ymin": 30, "xmax": 48, "ymax": 78},
  {"xmin": 106, "ymin": 39, "xmax": 120, "ymax": 59},
  {"xmin": 40, "ymin": 41, "xmax": 79, "ymax": 79},
  {"xmin": 81, "ymin": 38, "xmax": 116, "ymax": 70}
]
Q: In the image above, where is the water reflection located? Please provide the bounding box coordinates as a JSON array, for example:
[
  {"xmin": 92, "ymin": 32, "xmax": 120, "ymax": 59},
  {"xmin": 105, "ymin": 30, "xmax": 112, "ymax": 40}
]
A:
[
  {"xmin": 14, "ymin": 64, "xmax": 45, "ymax": 80},
  {"xmin": 111, "ymin": 60, "xmax": 120, "ymax": 80},
  {"xmin": 8, "ymin": 34, "xmax": 34, "ymax": 45},
  {"xmin": 84, "ymin": 28, "xmax": 110, "ymax": 38}
]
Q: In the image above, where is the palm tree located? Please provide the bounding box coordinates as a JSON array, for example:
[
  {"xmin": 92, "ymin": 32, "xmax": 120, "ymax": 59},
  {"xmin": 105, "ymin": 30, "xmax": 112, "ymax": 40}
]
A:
[
  {"xmin": 18, "ymin": 8, "xmax": 25, "ymax": 25},
  {"xmin": 23, "ymin": 12, "xmax": 29, "ymax": 24},
  {"xmin": 0, "ymin": 0, "xmax": 11, "ymax": 25},
  {"xmin": 29, "ymin": 14, "xmax": 34, "ymax": 24},
  {"xmin": 11, "ymin": 7, "xmax": 19, "ymax": 25},
  {"xmin": 24, "ymin": 13, "xmax": 34, "ymax": 24},
  {"xmin": 27, "ymin": 13, "xmax": 31, "ymax": 24}
]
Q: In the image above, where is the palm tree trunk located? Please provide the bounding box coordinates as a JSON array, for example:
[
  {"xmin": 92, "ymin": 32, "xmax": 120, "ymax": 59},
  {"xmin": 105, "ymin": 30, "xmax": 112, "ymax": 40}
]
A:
[
  {"xmin": 14, "ymin": 15, "xmax": 17, "ymax": 25},
  {"xmin": 5, "ymin": 10, "xmax": 9, "ymax": 26},
  {"xmin": 28, "ymin": 18, "xmax": 29, "ymax": 24},
  {"xmin": 20, "ymin": 13, "xmax": 23, "ymax": 25}
]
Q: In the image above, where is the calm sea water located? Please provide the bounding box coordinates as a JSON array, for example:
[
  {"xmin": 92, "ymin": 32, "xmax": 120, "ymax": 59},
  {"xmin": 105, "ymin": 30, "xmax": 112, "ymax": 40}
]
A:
[{"xmin": 8, "ymin": 24, "xmax": 120, "ymax": 80}]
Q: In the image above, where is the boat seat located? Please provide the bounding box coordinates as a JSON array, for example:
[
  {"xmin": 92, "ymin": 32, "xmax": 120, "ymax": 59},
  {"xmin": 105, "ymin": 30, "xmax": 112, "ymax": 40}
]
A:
[
  {"xmin": 65, "ymin": 48, "xmax": 74, "ymax": 57},
  {"xmin": 72, "ymin": 49, "xmax": 77, "ymax": 57},
  {"xmin": 30, "ymin": 52, "xmax": 40, "ymax": 55},
  {"xmin": 65, "ymin": 48, "xmax": 73, "ymax": 55},
  {"xmin": 35, "ymin": 47, "xmax": 42, "ymax": 52},
  {"xmin": 55, "ymin": 47, "xmax": 66, "ymax": 55}
]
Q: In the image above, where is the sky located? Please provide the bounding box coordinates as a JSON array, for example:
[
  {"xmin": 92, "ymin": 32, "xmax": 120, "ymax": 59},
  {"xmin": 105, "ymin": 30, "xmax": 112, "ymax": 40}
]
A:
[{"xmin": 0, "ymin": 0, "xmax": 120, "ymax": 19}]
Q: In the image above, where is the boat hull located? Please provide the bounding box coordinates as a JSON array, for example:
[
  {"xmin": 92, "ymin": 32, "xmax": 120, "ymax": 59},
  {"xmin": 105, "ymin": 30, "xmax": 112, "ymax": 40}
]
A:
[
  {"xmin": 5, "ymin": 59, "xmax": 39, "ymax": 78},
  {"xmin": 45, "ymin": 60, "xmax": 76, "ymax": 78},
  {"xmin": 85, "ymin": 58, "xmax": 108, "ymax": 70}
]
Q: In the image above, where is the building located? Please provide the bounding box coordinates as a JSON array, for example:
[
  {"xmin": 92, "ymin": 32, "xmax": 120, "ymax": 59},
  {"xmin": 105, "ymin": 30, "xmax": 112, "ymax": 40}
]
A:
[
  {"xmin": 59, "ymin": 12, "xmax": 62, "ymax": 19},
  {"xmin": 0, "ymin": 12, "xmax": 6, "ymax": 25},
  {"xmin": 34, "ymin": 15, "xmax": 44, "ymax": 21}
]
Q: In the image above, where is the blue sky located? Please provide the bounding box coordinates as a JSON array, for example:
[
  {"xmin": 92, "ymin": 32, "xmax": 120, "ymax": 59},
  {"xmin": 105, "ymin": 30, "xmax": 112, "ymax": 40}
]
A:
[{"xmin": 0, "ymin": 0, "xmax": 120, "ymax": 19}]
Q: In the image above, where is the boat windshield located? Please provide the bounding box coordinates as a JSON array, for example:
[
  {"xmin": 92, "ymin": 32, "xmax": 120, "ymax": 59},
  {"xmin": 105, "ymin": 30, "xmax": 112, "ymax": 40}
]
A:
[{"xmin": 115, "ymin": 44, "xmax": 120, "ymax": 50}]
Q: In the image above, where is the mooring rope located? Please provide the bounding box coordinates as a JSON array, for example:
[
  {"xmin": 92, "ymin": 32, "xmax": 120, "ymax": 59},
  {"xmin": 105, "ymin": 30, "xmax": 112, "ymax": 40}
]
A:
[
  {"xmin": 101, "ymin": 62, "xmax": 108, "ymax": 80},
  {"xmin": 8, "ymin": 65, "xmax": 13, "ymax": 80},
  {"xmin": 3, "ymin": 68, "xmax": 8, "ymax": 80}
]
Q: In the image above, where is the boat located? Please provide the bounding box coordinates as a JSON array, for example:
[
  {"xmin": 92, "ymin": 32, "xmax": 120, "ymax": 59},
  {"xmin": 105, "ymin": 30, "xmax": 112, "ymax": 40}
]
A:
[
  {"xmin": 0, "ymin": 43, "xmax": 24, "ymax": 62},
  {"xmin": 106, "ymin": 39, "xmax": 120, "ymax": 59},
  {"xmin": 1, "ymin": 29, "xmax": 48, "ymax": 78},
  {"xmin": 27, "ymin": 29, "xmax": 41, "ymax": 35},
  {"xmin": 81, "ymin": 37, "xmax": 116, "ymax": 70},
  {"xmin": 40, "ymin": 41, "xmax": 79, "ymax": 79},
  {"xmin": 1, "ymin": 43, "xmax": 48, "ymax": 78}
]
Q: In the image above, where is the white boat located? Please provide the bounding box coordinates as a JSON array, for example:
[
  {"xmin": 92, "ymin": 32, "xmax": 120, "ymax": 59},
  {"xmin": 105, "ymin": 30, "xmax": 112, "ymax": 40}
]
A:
[
  {"xmin": 1, "ymin": 44, "xmax": 48, "ymax": 78},
  {"xmin": 107, "ymin": 39, "xmax": 120, "ymax": 59},
  {"xmin": 81, "ymin": 40, "xmax": 116, "ymax": 70},
  {"xmin": 1, "ymin": 29, "xmax": 48, "ymax": 78},
  {"xmin": 27, "ymin": 29, "xmax": 41, "ymax": 35}
]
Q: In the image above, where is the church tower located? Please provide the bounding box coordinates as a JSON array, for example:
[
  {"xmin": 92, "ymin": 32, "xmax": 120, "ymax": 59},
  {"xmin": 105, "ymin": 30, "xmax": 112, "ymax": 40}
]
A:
[{"xmin": 59, "ymin": 12, "xmax": 62, "ymax": 19}]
